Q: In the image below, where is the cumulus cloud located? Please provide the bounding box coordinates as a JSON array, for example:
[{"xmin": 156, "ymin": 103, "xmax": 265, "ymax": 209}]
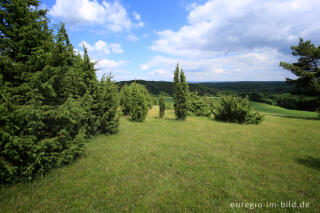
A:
[
  {"xmin": 50, "ymin": 0, "xmax": 143, "ymax": 32},
  {"xmin": 77, "ymin": 40, "xmax": 126, "ymax": 79},
  {"xmin": 79, "ymin": 40, "xmax": 123, "ymax": 55},
  {"xmin": 96, "ymin": 59, "xmax": 126, "ymax": 70},
  {"xmin": 142, "ymin": 48, "xmax": 296, "ymax": 81},
  {"xmin": 95, "ymin": 59, "xmax": 127, "ymax": 79},
  {"xmin": 151, "ymin": 0, "xmax": 320, "ymax": 56},
  {"xmin": 146, "ymin": 0, "xmax": 320, "ymax": 81}
]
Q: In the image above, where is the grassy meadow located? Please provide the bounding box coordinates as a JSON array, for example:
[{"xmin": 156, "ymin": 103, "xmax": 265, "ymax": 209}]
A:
[
  {"xmin": 250, "ymin": 101, "xmax": 319, "ymax": 119},
  {"xmin": 1, "ymin": 106, "xmax": 319, "ymax": 212}
]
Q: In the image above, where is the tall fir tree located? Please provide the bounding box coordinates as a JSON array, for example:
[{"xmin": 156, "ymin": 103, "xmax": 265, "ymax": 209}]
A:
[{"xmin": 173, "ymin": 64, "xmax": 189, "ymax": 120}]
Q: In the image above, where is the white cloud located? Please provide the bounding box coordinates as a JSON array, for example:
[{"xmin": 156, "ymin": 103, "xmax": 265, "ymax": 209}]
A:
[
  {"xmin": 146, "ymin": 0, "xmax": 320, "ymax": 81},
  {"xmin": 149, "ymin": 69, "xmax": 172, "ymax": 79},
  {"xmin": 95, "ymin": 59, "xmax": 127, "ymax": 80},
  {"xmin": 80, "ymin": 40, "xmax": 123, "ymax": 55},
  {"xmin": 132, "ymin": 11, "xmax": 144, "ymax": 27},
  {"xmin": 50, "ymin": 0, "xmax": 143, "ymax": 32},
  {"xmin": 142, "ymin": 48, "xmax": 296, "ymax": 81},
  {"xmin": 110, "ymin": 43, "xmax": 124, "ymax": 54},
  {"xmin": 133, "ymin": 11, "xmax": 141, "ymax": 21},
  {"xmin": 141, "ymin": 64, "xmax": 149, "ymax": 70},
  {"xmin": 96, "ymin": 59, "xmax": 126, "ymax": 69},
  {"xmin": 127, "ymin": 34, "xmax": 139, "ymax": 42},
  {"xmin": 151, "ymin": 0, "xmax": 320, "ymax": 57}
]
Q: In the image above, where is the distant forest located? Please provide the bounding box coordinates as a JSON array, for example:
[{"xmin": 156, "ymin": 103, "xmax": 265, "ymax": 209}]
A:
[{"xmin": 117, "ymin": 80, "xmax": 295, "ymax": 96}]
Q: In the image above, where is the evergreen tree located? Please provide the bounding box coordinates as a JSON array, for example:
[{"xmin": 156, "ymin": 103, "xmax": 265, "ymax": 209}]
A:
[
  {"xmin": 0, "ymin": 0, "xmax": 59, "ymax": 183},
  {"xmin": 119, "ymin": 82, "xmax": 151, "ymax": 121},
  {"xmin": 77, "ymin": 46, "xmax": 98, "ymax": 137},
  {"xmin": 179, "ymin": 69, "xmax": 189, "ymax": 119},
  {"xmin": 93, "ymin": 74, "xmax": 120, "ymax": 135},
  {"xmin": 0, "ymin": 1, "xmax": 120, "ymax": 183},
  {"xmin": 119, "ymin": 84, "xmax": 131, "ymax": 116},
  {"xmin": 188, "ymin": 92, "xmax": 211, "ymax": 117},
  {"xmin": 173, "ymin": 64, "xmax": 189, "ymax": 120},
  {"xmin": 173, "ymin": 64, "xmax": 180, "ymax": 118},
  {"xmin": 159, "ymin": 95, "xmax": 165, "ymax": 118},
  {"xmin": 280, "ymin": 38, "xmax": 320, "ymax": 96},
  {"xmin": 128, "ymin": 83, "xmax": 149, "ymax": 122}
]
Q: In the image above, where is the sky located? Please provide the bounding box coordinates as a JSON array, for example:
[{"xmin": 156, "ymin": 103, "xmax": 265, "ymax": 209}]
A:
[{"xmin": 41, "ymin": 0, "xmax": 320, "ymax": 82}]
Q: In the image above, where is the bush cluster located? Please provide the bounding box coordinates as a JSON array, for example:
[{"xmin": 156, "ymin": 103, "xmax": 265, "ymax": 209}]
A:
[
  {"xmin": 0, "ymin": 1, "xmax": 119, "ymax": 183},
  {"xmin": 188, "ymin": 92, "xmax": 211, "ymax": 117},
  {"xmin": 212, "ymin": 95, "xmax": 263, "ymax": 124},
  {"xmin": 119, "ymin": 83, "xmax": 151, "ymax": 122}
]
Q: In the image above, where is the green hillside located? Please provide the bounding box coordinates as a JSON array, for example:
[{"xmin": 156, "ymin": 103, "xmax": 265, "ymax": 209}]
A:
[
  {"xmin": 1, "ymin": 107, "xmax": 319, "ymax": 212},
  {"xmin": 250, "ymin": 102, "xmax": 318, "ymax": 118}
]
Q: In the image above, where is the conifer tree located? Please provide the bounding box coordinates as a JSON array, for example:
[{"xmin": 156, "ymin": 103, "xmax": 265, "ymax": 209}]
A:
[
  {"xmin": 159, "ymin": 95, "xmax": 166, "ymax": 118},
  {"xmin": 93, "ymin": 74, "xmax": 120, "ymax": 134},
  {"xmin": 173, "ymin": 64, "xmax": 189, "ymax": 120},
  {"xmin": 0, "ymin": 0, "xmax": 59, "ymax": 183},
  {"xmin": 280, "ymin": 38, "xmax": 320, "ymax": 96},
  {"xmin": 173, "ymin": 64, "xmax": 180, "ymax": 118},
  {"xmin": 188, "ymin": 92, "xmax": 211, "ymax": 117},
  {"xmin": 128, "ymin": 83, "xmax": 149, "ymax": 122},
  {"xmin": 119, "ymin": 84, "xmax": 132, "ymax": 116},
  {"xmin": 0, "ymin": 1, "xmax": 120, "ymax": 183}
]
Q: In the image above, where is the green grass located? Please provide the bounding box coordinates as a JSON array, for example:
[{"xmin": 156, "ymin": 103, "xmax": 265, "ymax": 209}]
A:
[
  {"xmin": 1, "ymin": 107, "xmax": 320, "ymax": 212},
  {"xmin": 250, "ymin": 101, "xmax": 318, "ymax": 118}
]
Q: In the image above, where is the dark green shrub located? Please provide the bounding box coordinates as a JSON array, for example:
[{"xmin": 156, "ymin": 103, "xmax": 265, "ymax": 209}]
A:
[
  {"xmin": 0, "ymin": 1, "xmax": 119, "ymax": 183},
  {"xmin": 93, "ymin": 75, "xmax": 120, "ymax": 135},
  {"xmin": 119, "ymin": 83, "xmax": 150, "ymax": 121},
  {"xmin": 159, "ymin": 95, "xmax": 166, "ymax": 118},
  {"xmin": 188, "ymin": 92, "xmax": 211, "ymax": 117},
  {"xmin": 212, "ymin": 95, "xmax": 263, "ymax": 124},
  {"xmin": 119, "ymin": 84, "xmax": 131, "ymax": 116},
  {"xmin": 129, "ymin": 83, "xmax": 149, "ymax": 121}
]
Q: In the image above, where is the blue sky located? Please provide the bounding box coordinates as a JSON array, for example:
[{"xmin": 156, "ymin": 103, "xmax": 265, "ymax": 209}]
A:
[{"xmin": 42, "ymin": 0, "xmax": 320, "ymax": 82}]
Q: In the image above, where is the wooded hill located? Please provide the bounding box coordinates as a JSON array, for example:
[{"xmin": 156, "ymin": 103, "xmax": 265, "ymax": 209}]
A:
[{"xmin": 117, "ymin": 80, "xmax": 295, "ymax": 96}]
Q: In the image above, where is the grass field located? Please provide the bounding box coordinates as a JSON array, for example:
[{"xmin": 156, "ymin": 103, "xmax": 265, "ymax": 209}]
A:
[
  {"xmin": 250, "ymin": 101, "xmax": 319, "ymax": 119},
  {"xmin": 1, "ymin": 107, "xmax": 319, "ymax": 212}
]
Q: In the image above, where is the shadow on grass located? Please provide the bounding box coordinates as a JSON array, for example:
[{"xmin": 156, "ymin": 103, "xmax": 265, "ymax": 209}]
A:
[
  {"xmin": 270, "ymin": 114, "xmax": 319, "ymax": 121},
  {"xmin": 296, "ymin": 156, "xmax": 320, "ymax": 171},
  {"xmin": 162, "ymin": 117, "xmax": 181, "ymax": 121},
  {"xmin": 125, "ymin": 117, "xmax": 145, "ymax": 122}
]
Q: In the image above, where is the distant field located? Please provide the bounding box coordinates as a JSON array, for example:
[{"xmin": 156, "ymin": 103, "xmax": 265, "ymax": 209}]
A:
[
  {"xmin": 1, "ymin": 107, "xmax": 319, "ymax": 212},
  {"xmin": 250, "ymin": 101, "xmax": 318, "ymax": 118}
]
